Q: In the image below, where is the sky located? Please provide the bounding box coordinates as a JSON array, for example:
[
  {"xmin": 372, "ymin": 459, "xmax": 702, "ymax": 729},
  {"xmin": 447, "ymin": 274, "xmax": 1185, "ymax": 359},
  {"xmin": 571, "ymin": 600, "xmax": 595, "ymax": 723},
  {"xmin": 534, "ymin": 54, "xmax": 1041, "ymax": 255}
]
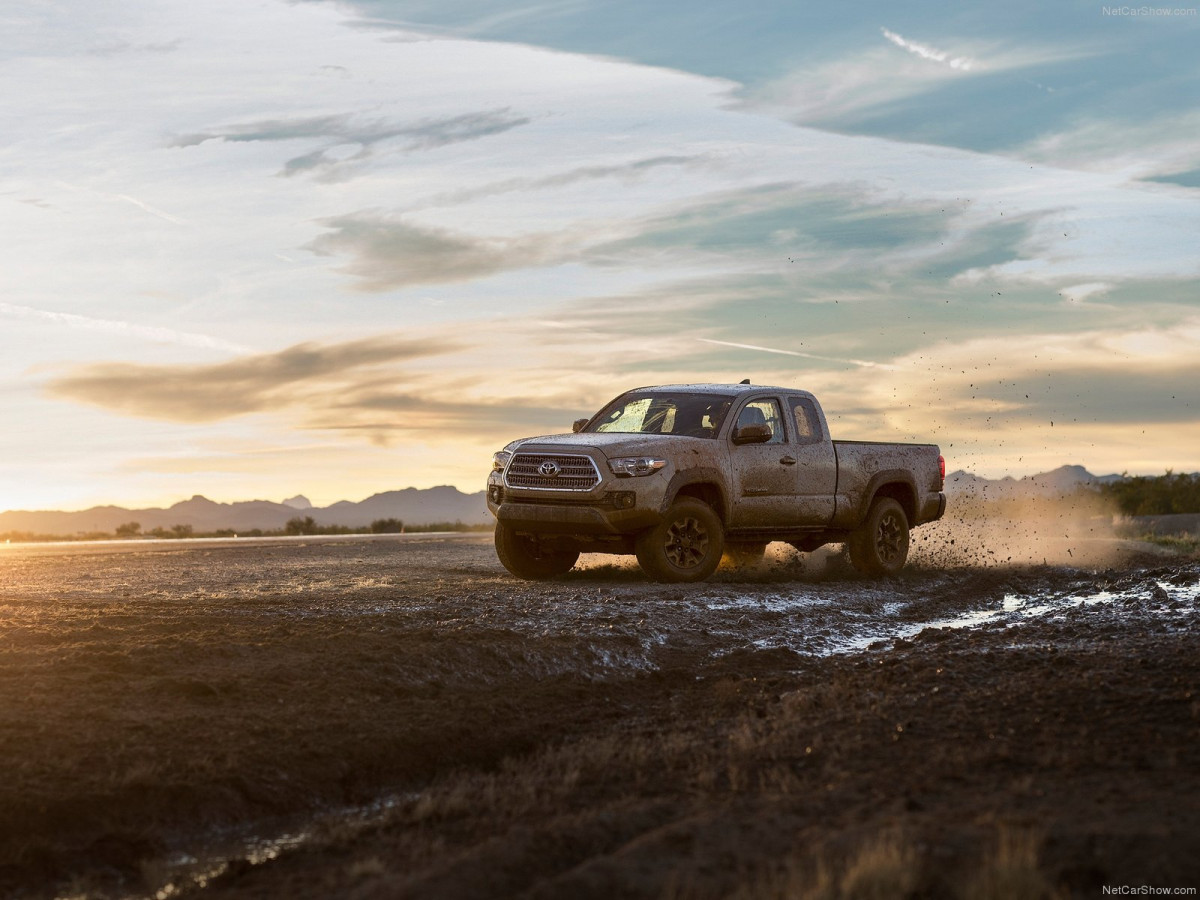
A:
[{"xmin": 2, "ymin": 0, "xmax": 1198, "ymax": 512}]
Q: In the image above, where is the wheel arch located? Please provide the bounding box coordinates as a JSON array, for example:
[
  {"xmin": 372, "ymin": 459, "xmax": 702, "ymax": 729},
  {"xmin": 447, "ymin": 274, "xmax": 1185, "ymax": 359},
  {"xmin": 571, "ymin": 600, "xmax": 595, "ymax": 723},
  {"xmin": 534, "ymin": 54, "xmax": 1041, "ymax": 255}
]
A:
[
  {"xmin": 663, "ymin": 469, "xmax": 729, "ymax": 522},
  {"xmin": 862, "ymin": 473, "xmax": 918, "ymax": 525}
]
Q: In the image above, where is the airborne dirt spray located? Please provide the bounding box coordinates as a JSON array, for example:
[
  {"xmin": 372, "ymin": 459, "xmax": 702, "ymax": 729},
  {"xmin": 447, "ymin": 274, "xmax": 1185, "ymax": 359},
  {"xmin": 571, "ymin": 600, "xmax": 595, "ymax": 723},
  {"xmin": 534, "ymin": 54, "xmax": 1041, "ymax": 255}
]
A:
[
  {"xmin": 575, "ymin": 490, "xmax": 1138, "ymax": 579},
  {"xmin": 908, "ymin": 491, "xmax": 1128, "ymax": 569}
]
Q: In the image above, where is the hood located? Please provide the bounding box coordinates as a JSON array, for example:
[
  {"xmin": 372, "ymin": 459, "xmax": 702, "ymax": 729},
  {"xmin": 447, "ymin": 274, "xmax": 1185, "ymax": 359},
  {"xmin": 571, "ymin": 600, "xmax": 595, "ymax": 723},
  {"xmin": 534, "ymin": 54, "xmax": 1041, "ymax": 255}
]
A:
[{"xmin": 506, "ymin": 431, "xmax": 713, "ymax": 458}]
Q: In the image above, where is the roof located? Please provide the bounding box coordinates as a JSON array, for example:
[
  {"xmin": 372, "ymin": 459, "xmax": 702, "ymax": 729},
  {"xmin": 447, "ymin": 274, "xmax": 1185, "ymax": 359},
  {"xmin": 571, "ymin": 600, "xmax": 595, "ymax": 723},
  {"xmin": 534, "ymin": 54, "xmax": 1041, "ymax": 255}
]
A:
[{"xmin": 627, "ymin": 383, "xmax": 812, "ymax": 397}]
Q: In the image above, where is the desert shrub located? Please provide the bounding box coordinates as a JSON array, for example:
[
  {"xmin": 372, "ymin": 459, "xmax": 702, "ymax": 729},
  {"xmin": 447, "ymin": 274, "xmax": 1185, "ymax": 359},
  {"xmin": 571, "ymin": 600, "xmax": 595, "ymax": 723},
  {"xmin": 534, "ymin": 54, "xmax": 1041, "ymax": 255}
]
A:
[{"xmin": 1099, "ymin": 471, "xmax": 1200, "ymax": 516}]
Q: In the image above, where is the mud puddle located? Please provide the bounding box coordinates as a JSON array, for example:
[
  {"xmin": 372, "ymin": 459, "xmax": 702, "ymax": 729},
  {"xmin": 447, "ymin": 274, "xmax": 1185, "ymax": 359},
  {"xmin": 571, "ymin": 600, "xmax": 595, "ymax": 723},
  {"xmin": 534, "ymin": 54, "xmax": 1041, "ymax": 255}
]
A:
[{"xmin": 134, "ymin": 794, "xmax": 413, "ymax": 900}]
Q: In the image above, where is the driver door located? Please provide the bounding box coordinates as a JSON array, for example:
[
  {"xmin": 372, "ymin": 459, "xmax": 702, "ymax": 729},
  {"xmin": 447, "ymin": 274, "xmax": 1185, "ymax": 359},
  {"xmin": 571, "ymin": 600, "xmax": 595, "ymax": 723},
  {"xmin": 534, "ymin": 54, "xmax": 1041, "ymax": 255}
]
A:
[{"xmin": 727, "ymin": 397, "xmax": 798, "ymax": 527}]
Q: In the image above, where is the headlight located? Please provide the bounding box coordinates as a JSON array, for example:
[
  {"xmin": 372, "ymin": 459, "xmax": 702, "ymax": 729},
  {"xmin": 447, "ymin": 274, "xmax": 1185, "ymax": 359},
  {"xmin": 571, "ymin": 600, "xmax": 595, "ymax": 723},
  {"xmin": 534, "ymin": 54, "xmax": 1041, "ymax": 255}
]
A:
[
  {"xmin": 609, "ymin": 457, "xmax": 667, "ymax": 477},
  {"xmin": 492, "ymin": 450, "xmax": 512, "ymax": 472}
]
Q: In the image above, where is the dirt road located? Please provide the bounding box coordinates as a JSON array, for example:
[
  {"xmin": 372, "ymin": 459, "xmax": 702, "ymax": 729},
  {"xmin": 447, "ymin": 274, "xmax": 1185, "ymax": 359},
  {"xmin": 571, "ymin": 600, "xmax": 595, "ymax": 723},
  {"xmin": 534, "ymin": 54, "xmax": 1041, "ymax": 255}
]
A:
[{"xmin": 1, "ymin": 534, "xmax": 1197, "ymax": 898}]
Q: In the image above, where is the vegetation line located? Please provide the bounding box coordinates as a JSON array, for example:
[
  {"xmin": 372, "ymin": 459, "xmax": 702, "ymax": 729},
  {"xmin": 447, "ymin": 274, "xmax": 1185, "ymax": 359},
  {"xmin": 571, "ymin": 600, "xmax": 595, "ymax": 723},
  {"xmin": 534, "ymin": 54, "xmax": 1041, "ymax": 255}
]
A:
[{"xmin": 1, "ymin": 517, "xmax": 493, "ymax": 545}]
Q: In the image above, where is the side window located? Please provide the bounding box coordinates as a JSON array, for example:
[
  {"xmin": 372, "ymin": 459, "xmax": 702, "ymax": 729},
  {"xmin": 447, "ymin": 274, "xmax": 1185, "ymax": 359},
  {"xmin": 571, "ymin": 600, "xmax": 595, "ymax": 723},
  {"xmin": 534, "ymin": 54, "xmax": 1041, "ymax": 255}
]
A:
[
  {"xmin": 789, "ymin": 397, "xmax": 823, "ymax": 444},
  {"xmin": 735, "ymin": 399, "xmax": 785, "ymax": 443}
]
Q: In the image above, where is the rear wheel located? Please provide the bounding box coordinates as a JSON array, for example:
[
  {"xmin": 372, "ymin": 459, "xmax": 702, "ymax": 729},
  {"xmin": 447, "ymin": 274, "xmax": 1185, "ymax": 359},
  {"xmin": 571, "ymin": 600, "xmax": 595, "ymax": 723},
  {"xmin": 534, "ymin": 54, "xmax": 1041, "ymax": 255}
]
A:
[
  {"xmin": 847, "ymin": 498, "xmax": 910, "ymax": 577},
  {"xmin": 494, "ymin": 524, "xmax": 580, "ymax": 579},
  {"xmin": 636, "ymin": 498, "xmax": 724, "ymax": 583}
]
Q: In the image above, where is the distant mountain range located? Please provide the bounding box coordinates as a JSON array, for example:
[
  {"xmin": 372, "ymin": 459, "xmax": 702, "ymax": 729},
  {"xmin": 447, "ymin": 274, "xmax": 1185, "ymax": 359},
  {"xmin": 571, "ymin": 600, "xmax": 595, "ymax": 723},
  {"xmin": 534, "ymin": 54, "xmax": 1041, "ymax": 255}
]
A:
[
  {"xmin": 0, "ymin": 486, "xmax": 491, "ymax": 536},
  {"xmin": 944, "ymin": 464, "xmax": 1125, "ymax": 500},
  {"xmin": 0, "ymin": 465, "xmax": 1180, "ymax": 537}
]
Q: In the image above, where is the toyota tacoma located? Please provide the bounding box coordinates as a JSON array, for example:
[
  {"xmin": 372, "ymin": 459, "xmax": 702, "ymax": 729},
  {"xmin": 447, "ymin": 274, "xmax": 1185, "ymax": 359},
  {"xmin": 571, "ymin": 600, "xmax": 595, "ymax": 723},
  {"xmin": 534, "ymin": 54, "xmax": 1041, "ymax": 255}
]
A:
[{"xmin": 487, "ymin": 383, "xmax": 946, "ymax": 582}]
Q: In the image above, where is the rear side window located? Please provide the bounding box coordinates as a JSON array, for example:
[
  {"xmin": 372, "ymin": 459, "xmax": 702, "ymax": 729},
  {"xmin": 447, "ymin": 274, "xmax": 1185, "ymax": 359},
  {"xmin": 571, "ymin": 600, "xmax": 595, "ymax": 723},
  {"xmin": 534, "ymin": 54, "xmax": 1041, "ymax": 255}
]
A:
[{"xmin": 789, "ymin": 397, "xmax": 823, "ymax": 444}]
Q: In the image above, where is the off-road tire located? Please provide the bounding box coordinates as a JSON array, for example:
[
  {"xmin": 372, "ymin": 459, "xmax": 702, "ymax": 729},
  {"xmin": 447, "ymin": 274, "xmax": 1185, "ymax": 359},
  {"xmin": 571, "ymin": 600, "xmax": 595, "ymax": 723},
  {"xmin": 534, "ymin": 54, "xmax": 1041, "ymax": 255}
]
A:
[
  {"xmin": 722, "ymin": 541, "xmax": 767, "ymax": 570},
  {"xmin": 635, "ymin": 498, "xmax": 725, "ymax": 583},
  {"xmin": 847, "ymin": 497, "xmax": 910, "ymax": 577},
  {"xmin": 494, "ymin": 524, "xmax": 580, "ymax": 579}
]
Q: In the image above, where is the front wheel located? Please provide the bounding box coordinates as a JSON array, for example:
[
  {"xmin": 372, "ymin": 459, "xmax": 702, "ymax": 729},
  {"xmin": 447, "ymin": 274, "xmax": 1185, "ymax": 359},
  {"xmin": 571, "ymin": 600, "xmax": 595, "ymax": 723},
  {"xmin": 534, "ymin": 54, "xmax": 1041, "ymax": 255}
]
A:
[
  {"xmin": 635, "ymin": 498, "xmax": 724, "ymax": 583},
  {"xmin": 494, "ymin": 524, "xmax": 580, "ymax": 579},
  {"xmin": 847, "ymin": 498, "xmax": 910, "ymax": 577}
]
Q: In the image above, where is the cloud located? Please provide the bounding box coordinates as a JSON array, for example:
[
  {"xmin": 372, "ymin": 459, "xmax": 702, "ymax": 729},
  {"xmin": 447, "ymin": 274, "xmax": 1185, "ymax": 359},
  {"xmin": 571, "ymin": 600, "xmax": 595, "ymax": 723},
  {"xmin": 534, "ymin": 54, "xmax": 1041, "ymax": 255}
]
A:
[
  {"xmin": 115, "ymin": 194, "xmax": 187, "ymax": 225},
  {"xmin": 1143, "ymin": 168, "xmax": 1200, "ymax": 189},
  {"xmin": 46, "ymin": 336, "xmax": 461, "ymax": 422},
  {"xmin": 173, "ymin": 108, "xmax": 529, "ymax": 149},
  {"xmin": 1057, "ymin": 282, "xmax": 1112, "ymax": 306},
  {"xmin": 415, "ymin": 154, "xmax": 702, "ymax": 208},
  {"xmin": 303, "ymin": 393, "xmax": 583, "ymax": 436},
  {"xmin": 0, "ymin": 302, "xmax": 249, "ymax": 353},
  {"xmin": 881, "ymin": 28, "xmax": 974, "ymax": 71},
  {"xmin": 696, "ymin": 338, "xmax": 892, "ymax": 370},
  {"xmin": 1018, "ymin": 110, "xmax": 1200, "ymax": 177},
  {"xmin": 306, "ymin": 213, "xmax": 574, "ymax": 289},
  {"xmin": 43, "ymin": 327, "xmax": 606, "ymax": 446},
  {"xmin": 849, "ymin": 316, "xmax": 1200, "ymax": 474},
  {"xmin": 173, "ymin": 109, "xmax": 531, "ymax": 180},
  {"xmin": 745, "ymin": 36, "xmax": 1092, "ymax": 126},
  {"xmin": 87, "ymin": 38, "xmax": 182, "ymax": 57},
  {"xmin": 308, "ymin": 184, "xmax": 962, "ymax": 291},
  {"xmin": 586, "ymin": 182, "xmax": 951, "ymax": 269}
]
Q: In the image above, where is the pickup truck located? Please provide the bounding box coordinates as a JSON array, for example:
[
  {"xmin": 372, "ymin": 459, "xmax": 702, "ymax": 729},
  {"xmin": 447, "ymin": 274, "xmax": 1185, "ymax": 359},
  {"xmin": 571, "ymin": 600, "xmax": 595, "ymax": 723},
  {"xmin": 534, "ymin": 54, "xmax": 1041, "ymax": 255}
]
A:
[{"xmin": 487, "ymin": 383, "xmax": 946, "ymax": 582}]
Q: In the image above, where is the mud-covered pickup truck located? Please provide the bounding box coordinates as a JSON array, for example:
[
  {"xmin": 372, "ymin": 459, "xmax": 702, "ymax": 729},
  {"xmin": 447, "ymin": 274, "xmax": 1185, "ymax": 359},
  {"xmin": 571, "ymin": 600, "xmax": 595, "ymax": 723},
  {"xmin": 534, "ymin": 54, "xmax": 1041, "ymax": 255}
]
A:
[{"xmin": 487, "ymin": 383, "xmax": 946, "ymax": 582}]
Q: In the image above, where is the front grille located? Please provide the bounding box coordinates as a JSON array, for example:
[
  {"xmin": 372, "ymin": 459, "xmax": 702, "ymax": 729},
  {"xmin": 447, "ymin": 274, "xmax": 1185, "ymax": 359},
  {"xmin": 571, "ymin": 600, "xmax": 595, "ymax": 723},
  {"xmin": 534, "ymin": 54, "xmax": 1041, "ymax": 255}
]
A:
[{"xmin": 505, "ymin": 453, "xmax": 601, "ymax": 491}]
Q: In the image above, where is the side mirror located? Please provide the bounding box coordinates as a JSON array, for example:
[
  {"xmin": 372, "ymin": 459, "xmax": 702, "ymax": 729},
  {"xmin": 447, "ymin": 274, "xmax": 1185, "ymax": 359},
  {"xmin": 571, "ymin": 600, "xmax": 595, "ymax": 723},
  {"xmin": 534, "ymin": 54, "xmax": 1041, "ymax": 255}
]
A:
[
  {"xmin": 732, "ymin": 423, "xmax": 772, "ymax": 445},
  {"xmin": 572, "ymin": 418, "xmax": 589, "ymax": 433}
]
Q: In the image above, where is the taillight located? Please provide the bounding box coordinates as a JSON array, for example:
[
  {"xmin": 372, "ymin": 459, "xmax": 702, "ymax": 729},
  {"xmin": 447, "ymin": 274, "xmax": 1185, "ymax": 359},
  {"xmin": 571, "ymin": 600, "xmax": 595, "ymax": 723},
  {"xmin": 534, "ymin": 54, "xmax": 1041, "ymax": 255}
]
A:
[{"xmin": 938, "ymin": 455, "xmax": 946, "ymax": 484}]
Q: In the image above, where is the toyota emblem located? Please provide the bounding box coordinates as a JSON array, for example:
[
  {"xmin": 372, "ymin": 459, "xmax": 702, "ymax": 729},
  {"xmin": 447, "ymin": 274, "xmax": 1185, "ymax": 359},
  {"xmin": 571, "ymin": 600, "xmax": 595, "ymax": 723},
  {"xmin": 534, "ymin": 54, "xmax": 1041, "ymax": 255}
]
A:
[{"xmin": 538, "ymin": 460, "xmax": 562, "ymax": 477}]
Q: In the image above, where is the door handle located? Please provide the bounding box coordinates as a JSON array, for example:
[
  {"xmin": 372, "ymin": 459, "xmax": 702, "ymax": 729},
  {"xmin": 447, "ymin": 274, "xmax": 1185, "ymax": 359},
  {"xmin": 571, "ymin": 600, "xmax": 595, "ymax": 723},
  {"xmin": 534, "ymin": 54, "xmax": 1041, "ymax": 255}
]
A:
[{"xmin": 780, "ymin": 456, "xmax": 797, "ymax": 465}]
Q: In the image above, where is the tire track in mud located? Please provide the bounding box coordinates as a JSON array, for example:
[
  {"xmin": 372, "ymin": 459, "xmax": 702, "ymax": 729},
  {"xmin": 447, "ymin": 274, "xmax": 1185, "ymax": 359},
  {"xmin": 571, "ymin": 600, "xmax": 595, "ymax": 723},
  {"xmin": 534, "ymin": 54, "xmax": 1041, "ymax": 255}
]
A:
[{"xmin": 4, "ymin": 535, "xmax": 1196, "ymax": 685}]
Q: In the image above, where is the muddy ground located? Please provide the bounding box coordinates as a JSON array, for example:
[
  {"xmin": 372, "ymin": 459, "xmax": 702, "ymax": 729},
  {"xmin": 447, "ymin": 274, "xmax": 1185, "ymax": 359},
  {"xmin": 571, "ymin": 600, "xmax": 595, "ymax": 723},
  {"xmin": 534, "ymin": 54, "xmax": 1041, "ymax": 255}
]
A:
[{"xmin": 1, "ymin": 528, "xmax": 1198, "ymax": 899}]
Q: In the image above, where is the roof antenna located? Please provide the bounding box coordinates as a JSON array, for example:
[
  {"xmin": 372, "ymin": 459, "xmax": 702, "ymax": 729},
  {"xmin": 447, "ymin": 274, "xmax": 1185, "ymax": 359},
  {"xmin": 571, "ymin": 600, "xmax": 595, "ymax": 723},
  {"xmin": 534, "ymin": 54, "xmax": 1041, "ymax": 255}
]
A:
[{"xmin": 740, "ymin": 378, "xmax": 750, "ymax": 384}]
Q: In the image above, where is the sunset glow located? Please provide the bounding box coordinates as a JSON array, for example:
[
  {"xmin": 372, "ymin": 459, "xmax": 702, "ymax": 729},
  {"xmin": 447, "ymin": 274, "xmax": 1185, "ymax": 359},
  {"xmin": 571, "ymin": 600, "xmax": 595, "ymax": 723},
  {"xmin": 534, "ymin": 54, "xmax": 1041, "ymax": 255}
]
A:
[{"xmin": 2, "ymin": 0, "xmax": 1197, "ymax": 512}]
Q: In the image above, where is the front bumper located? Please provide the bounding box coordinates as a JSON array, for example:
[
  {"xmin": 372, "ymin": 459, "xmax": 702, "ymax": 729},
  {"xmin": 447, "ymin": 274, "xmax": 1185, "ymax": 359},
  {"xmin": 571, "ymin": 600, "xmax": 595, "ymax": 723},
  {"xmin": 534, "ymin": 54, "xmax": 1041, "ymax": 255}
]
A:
[
  {"xmin": 493, "ymin": 496, "xmax": 660, "ymax": 534},
  {"xmin": 487, "ymin": 466, "xmax": 668, "ymax": 535}
]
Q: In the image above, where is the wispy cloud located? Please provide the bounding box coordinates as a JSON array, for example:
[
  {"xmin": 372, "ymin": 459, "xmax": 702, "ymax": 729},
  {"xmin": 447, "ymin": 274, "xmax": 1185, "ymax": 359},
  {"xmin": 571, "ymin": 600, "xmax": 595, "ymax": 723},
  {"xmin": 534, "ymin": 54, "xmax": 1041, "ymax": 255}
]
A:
[
  {"xmin": 745, "ymin": 35, "xmax": 1091, "ymax": 125},
  {"xmin": 44, "ymin": 330, "xmax": 595, "ymax": 445},
  {"xmin": 173, "ymin": 109, "xmax": 529, "ymax": 149},
  {"xmin": 87, "ymin": 38, "xmax": 182, "ymax": 57},
  {"xmin": 306, "ymin": 213, "xmax": 574, "ymax": 289},
  {"xmin": 697, "ymin": 338, "xmax": 893, "ymax": 370},
  {"xmin": 115, "ymin": 194, "xmax": 187, "ymax": 225},
  {"xmin": 881, "ymin": 28, "xmax": 974, "ymax": 71},
  {"xmin": 1018, "ymin": 109, "xmax": 1200, "ymax": 177},
  {"xmin": 47, "ymin": 336, "xmax": 461, "ymax": 422},
  {"xmin": 585, "ymin": 182, "xmax": 950, "ymax": 271},
  {"xmin": 174, "ymin": 109, "xmax": 531, "ymax": 181},
  {"xmin": 0, "ymin": 302, "xmax": 248, "ymax": 353},
  {"xmin": 415, "ymin": 155, "xmax": 702, "ymax": 208},
  {"xmin": 310, "ymin": 183, "xmax": 955, "ymax": 290},
  {"xmin": 53, "ymin": 183, "xmax": 189, "ymax": 225}
]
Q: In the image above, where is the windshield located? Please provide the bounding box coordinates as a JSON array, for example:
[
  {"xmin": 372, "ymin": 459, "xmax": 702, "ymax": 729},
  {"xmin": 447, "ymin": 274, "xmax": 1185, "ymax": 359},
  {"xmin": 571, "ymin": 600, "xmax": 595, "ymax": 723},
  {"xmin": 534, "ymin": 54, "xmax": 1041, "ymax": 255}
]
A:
[{"xmin": 586, "ymin": 392, "xmax": 734, "ymax": 439}]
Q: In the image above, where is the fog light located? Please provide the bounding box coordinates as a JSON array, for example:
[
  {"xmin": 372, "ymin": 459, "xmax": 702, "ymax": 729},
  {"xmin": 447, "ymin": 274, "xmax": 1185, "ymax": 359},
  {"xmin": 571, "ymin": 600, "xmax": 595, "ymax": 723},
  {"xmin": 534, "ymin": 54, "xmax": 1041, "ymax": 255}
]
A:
[
  {"xmin": 609, "ymin": 491, "xmax": 636, "ymax": 510},
  {"xmin": 488, "ymin": 485, "xmax": 504, "ymax": 504}
]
